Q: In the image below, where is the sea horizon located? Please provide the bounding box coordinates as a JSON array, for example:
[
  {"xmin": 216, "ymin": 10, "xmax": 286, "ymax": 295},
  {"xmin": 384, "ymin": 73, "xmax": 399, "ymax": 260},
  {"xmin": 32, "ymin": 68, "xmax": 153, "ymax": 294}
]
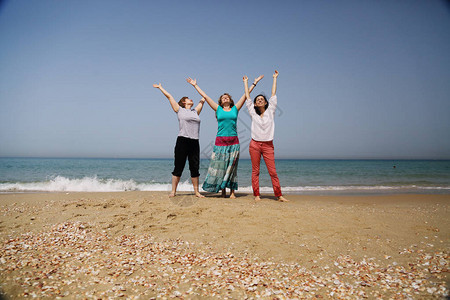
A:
[
  {"xmin": 1, "ymin": 157, "xmax": 449, "ymax": 195},
  {"xmin": 2, "ymin": 156, "xmax": 450, "ymax": 160}
]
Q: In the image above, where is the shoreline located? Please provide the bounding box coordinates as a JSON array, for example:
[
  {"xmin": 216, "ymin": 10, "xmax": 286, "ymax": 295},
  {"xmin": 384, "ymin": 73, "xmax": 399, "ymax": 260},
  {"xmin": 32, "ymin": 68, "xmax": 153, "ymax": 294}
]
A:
[
  {"xmin": 1, "ymin": 188, "xmax": 450, "ymax": 196},
  {"xmin": 1, "ymin": 192, "xmax": 449, "ymax": 298}
]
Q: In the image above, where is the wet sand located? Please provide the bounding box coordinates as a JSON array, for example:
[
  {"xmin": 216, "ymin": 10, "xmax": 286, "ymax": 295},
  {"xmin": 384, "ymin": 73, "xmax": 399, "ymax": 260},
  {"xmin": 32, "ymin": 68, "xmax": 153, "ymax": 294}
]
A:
[{"xmin": 0, "ymin": 192, "xmax": 448, "ymax": 298}]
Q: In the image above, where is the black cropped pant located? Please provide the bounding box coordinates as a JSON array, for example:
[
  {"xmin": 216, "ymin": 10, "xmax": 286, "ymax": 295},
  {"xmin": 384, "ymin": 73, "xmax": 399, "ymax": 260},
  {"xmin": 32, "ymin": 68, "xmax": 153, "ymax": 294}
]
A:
[{"xmin": 172, "ymin": 136, "xmax": 200, "ymax": 178}]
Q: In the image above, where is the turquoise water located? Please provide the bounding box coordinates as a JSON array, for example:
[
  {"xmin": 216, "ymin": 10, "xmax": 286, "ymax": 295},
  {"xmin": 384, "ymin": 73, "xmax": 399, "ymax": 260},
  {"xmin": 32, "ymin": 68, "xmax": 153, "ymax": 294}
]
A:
[{"xmin": 0, "ymin": 158, "xmax": 449, "ymax": 194}]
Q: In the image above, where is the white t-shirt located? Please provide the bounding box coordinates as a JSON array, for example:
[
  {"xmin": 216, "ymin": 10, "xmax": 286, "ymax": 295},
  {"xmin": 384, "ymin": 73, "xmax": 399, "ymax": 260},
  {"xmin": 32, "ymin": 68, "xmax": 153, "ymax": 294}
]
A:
[
  {"xmin": 177, "ymin": 108, "xmax": 200, "ymax": 140},
  {"xmin": 246, "ymin": 95, "xmax": 277, "ymax": 141}
]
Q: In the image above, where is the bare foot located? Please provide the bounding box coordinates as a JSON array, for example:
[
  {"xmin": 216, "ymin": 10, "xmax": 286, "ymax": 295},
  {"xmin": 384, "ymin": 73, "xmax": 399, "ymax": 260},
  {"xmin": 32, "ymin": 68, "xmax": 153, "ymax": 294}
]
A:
[
  {"xmin": 278, "ymin": 196, "xmax": 289, "ymax": 202},
  {"xmin": 195, "ymin": 192, "xmax": 205, "ymax": 198},
  {"xmin": 229, "ymin": 193, "xmax": 236, "ymax": 199},
  {"xmin": 169, "ymin": 192, "xmax": 176, "ymax": 198},
  {"xmin": 254, "ymin": 196, "xmax": 261, "ymax": 202}
]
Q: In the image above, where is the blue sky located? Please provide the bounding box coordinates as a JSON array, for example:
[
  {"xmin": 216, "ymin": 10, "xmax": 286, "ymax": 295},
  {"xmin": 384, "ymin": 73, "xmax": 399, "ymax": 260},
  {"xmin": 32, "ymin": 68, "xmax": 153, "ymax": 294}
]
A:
[{"xmin": 1, "ymin": 0, "xmax": 449, "ymax": 159}]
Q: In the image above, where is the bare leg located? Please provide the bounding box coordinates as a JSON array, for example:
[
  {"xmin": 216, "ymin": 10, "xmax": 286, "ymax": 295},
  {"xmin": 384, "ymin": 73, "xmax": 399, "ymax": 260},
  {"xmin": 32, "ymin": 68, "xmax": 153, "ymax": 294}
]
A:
[
  {"xmin": 170, "ymin": 175, "xmax": 180, "ymax": 197},
  {"xmin": 221, "ymin": 189, "xmax": 226, "ymax": 198},
  {"xmin": 191, "ymin": 177, "xmax": 205, "ymax": 198},
  {"xmin": 230, "ymin": 189, "xmax": 236, "ymax": 199}
]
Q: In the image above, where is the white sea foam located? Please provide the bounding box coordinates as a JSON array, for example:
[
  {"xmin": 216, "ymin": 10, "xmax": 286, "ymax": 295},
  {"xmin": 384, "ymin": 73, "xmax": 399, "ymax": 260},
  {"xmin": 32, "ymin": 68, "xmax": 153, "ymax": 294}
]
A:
[
  {"xmin": 0, "ymin": 176, "xmax": 210, "ymax": 193},
  {"xmin": 0, "ymin": 176, "xmax": 165, "ymax": 193},
  {"xmin": 280, "ymin": 185, "xmax": 450, "ymax": 192},
  {"xmin": 229, "ymin": 185, "xmax": 450, "ymax": 193},
  {"xmin": 0, "ymin": 176, "xmax": 448, "ymax": 193}
]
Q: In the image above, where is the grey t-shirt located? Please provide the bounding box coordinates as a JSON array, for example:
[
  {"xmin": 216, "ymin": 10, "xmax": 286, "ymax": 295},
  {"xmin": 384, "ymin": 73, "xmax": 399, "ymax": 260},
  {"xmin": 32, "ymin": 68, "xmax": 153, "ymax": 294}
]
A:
[{"xmin": 177, "ymin": 108, "xmax": 201, "ymax": 140}]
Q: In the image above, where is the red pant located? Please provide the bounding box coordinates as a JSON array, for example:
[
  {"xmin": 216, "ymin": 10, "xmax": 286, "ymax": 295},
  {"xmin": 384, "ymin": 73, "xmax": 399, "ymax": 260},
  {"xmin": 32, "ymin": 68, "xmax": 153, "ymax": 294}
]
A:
[{"xmin": 249, "ymin": 139, "xmax": 282, "ymax": 197}]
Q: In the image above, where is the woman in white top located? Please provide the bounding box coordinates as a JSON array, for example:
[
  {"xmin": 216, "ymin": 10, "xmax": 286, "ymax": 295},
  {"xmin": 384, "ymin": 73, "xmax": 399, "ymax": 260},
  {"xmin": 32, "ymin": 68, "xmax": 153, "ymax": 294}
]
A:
[
  {"xmin": 153, "ymin": 83, "xmax": 205, "ymax": 198},
  {"xmin": 243, "ymin": 71, "xmax": 288, "ymax": 202}
]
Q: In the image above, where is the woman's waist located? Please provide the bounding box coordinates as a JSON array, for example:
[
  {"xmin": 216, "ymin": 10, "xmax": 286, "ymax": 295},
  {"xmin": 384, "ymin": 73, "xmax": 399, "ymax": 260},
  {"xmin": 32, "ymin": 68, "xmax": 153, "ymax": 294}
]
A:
[
  {"xmin": 251, "ymin": 138, "xmax": 273, "ymax": 144},
  {"xmin": 215, "ymin": 136, "xmax": 239, "ymax": 146},
  {"xmin": 177, "ymin": 135, "xmax": 199, "ymax": 141}
]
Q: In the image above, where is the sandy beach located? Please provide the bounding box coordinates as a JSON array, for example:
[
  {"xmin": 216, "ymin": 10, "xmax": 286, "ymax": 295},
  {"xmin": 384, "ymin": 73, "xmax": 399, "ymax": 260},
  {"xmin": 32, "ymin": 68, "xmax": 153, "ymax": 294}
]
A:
[{"xmin": 0, "ymin": 192, "xmax": 448, "ymax": 299}]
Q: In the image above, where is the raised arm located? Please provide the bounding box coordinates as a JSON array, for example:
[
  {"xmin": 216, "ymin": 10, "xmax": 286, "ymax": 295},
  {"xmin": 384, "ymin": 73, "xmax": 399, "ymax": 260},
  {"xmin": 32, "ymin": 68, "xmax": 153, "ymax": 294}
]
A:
[
  {"xmin": 272, "ymin": 70, "xmax": 279, "ymax": 97},
  {"xmin": 194, "ymin": 98, "xmax": 206, "ymax": 115},
  {"xmin": 243, "ymin": 76, "xmax": 250, "ymax": 101},
  {"xmin": 186, "ymin": 78, "xmax": 218, "ymax": 111},
  {"xmin": 153, "ymin": 83, "xmax": 179, "ymax": 112},
  {"xmin": 235, "ymin": 75, "xmax": 264, "ymax": 110}
]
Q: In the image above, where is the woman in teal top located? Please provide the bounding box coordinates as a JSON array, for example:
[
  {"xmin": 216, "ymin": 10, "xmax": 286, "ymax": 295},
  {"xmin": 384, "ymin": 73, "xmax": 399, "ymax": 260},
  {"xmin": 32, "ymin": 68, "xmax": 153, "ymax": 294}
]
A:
[
  {"xmin": 187, "ymin": 76, "xmax": 263, "ymax": 198},
  {"xmin": 216, "ymin": 103, "xmax": 238, "ymax": 136}
]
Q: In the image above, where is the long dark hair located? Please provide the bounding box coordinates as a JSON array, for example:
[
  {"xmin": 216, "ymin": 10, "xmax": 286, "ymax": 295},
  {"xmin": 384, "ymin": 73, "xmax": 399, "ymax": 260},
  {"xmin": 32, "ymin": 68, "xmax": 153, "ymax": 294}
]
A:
[{"xmin": 253, "ymin": 94, "xmax": 269, "ymax": 115}]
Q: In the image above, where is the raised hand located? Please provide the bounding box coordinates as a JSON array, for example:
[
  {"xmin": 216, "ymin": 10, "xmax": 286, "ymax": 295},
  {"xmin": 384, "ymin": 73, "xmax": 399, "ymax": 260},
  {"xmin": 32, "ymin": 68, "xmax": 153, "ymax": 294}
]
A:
[
  {"xmin": 254, "ymin": 75, "xmax": 264, "ymax": 84},
  {"xmin": 188, "ymin": 78, "xmax": 218, "ymax": 111},
  {"xmin": 153, "ymin": 83, "xmax": 178, "ymax": 112},
  {"xmin": 273, "ymin": 70, "xmax": 279, "ymax": 78},
  {"xmin": 272, "ymin": 70, "xmax": 279, "ymax": 96},
  {"xmin": 186, "ymin": 77, "xmax": 197, "ymax": 86},
  {"xmin": 243, "ymin": 75, "xmax": 250, "ymax": 101}
]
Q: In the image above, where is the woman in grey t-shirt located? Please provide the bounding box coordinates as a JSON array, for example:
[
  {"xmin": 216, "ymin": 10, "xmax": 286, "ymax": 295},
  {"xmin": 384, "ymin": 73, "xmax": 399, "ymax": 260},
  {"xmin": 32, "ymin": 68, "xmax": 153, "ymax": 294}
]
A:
[{"xmin": 153, "ymin": 83, "xmax": 205, "ymax": 198}]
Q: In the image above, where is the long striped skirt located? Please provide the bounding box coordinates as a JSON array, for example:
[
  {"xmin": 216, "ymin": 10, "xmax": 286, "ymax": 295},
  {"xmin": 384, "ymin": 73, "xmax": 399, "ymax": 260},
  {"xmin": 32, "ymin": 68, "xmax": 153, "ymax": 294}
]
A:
[{"xmin": 202, "ymin": 136, "xmax": 240, "ymax": 193}]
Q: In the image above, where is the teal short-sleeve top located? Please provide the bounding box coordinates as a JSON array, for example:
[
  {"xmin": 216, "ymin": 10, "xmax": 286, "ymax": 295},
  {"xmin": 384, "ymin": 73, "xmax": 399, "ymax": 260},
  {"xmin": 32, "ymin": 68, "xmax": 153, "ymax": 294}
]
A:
[{"xmin": 216, "ymin": 106, "xmax": 238, "ymax": 137}]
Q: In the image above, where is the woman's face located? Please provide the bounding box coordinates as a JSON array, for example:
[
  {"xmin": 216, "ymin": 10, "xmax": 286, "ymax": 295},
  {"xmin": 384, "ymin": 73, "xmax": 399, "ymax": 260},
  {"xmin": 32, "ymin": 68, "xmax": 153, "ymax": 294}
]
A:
[
  {"xmin": 221, "ymin": 94, "xmax": 231, "ymax": 105},
  {"xmin": 184, "ymin": 98, "xmax": 194, "ymax": 106},
  {"xmin": 255, "ymin": 96, "xmax": 267, "ymax": 108}
]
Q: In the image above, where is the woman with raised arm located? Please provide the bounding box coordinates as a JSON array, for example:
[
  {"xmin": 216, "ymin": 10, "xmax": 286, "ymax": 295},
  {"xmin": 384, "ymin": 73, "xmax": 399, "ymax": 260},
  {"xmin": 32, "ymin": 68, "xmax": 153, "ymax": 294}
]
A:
[
  {"xmin": 243, "ymin": 71, "xmax": 288, "ymax": 202},
  {"xmin": 187, "ymin": 76, "xmax": 263, "ymax": 198},
  {"xmin": 153, "ymin": 83, "xmax": 205, "ymax": 198}
]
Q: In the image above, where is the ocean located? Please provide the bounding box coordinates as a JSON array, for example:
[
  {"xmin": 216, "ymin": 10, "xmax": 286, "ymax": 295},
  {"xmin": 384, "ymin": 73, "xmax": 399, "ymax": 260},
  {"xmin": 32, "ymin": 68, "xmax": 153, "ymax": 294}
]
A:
[{"xmin": 0, "ymin": 158, "xmax": 449, "ymax": 195}]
